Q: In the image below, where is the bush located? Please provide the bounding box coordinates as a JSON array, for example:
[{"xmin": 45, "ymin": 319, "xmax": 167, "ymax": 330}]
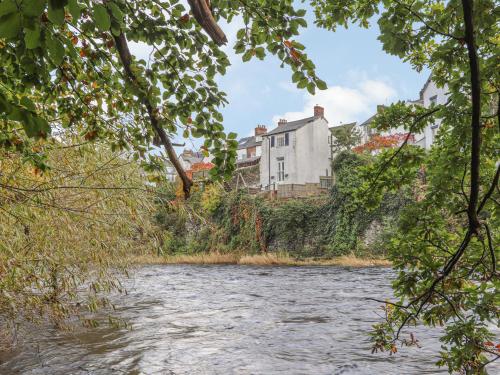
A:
[{"xmin": 153, "ymin": 151, "xmax": 410, "ymax": 259}]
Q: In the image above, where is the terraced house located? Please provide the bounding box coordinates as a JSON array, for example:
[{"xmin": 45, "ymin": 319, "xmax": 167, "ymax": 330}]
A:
[
  {"xmin": 236, "ymin": 125, "xmax": 267, "ymax": 168},
  {"xmin": 259, "ymin": 106, "xmax": 331, "ymax": 191}
]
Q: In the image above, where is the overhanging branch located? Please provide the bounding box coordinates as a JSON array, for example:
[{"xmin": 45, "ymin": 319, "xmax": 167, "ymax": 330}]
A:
[{"xmin": 112, "ymin": 32, "xmax": 193, "ymax": 198}]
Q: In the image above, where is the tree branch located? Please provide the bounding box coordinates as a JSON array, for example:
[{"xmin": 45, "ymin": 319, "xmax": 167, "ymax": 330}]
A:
[
  {"xmin": 462, "ymin": 0, "xmax": 481, "ymax": 233},
  {"xmin": 111, "ymin": 32, "xmax": 193, "ymax": 198},
  {"xmin": 187, "ymin": 0, "xmax": 228, "ymax": 46}
]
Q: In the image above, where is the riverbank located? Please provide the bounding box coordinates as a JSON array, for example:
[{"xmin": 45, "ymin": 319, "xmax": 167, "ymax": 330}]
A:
[{"xmin": 130, "ymin": 253, "xmax": 392, "ymax": 267}]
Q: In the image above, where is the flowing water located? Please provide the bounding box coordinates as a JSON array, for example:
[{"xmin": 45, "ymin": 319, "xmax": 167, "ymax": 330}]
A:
[{"xmin": 1, "ymin": 265, "xmax": 498, "ymax": 374}]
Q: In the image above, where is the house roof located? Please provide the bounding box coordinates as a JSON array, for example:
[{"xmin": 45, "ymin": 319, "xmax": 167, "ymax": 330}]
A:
[
  {"xmin": 179, "ymin": 151, "xmax": 204, "ymax": 164},
  {"xmin": 359, "ymin": 114, "xmax": 377, "ymax": 127},
  {"xmin": 236, "ymin": 155, "xmax": 261, "ymax": 166},
  {"xmin": 419, "ymin": 74, "xmax": 433, "ymax": 100},
  {"xmin": 237, "ymin": 136, "xmax": 262, "ymax": 150},
  {"xmin": 265, "ymin": 116, "xmax": 318, "ymax": 136},
  {"xmin": 330, "ymin": 122, "xmax": 356, "ymax": 135}
]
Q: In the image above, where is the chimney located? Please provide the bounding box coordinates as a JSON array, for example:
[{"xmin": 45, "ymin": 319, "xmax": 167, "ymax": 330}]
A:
[
  {"xmin": 278, "ymin": 119, "xmax": 287, "ymax": 127},
  {"xmin": 314, "ymin": 105, "xmax": 324, "ymax": 118},
  {"xmin": 377, "ymin": 105, "xmax": 386, "ymax": 113},
  {"xmin": 255, "ymin": 125, "xmax": 267, "ymax": 136}
]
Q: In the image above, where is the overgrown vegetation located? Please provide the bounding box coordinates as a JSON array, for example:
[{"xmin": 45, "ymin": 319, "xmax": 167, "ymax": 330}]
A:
[
  {"xmin": 0, "ymin": 0, "xmax": 497, "ymax": 372},
  {"xmin": 0, "ymin": 134, "xmax": 161, "ymax": 335},
  {"xmin": 154, "ymin": 151, "xmax": 410, "ymax": 259}
]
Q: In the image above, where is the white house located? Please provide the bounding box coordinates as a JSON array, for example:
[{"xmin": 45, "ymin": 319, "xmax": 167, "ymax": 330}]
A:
[
  {"xmin": 260, "ymin": 105, "xmax": 331, "ymax": 189},
  {"xmin": 355, "ymin": 75, "xmax": 449, "ymax": 151},
  {"xmin": 414, "ymin": 76, "xmax": 449, "ymax": 149}
]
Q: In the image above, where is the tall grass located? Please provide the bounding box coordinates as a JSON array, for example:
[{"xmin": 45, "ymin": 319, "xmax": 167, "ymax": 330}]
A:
[{"xmin": 131, "ymin": 252, "xmax": 391, "ymax": 267}]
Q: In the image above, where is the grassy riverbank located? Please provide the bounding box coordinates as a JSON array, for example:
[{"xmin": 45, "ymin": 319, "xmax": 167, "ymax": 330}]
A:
[{"xmin": 130, "ymin": 252, "xmax": 391, "ymax": 267}]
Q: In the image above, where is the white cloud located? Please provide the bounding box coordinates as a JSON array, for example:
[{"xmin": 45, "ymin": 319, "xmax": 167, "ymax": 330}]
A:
[{"xmin": 272, "ymin": 77, "xmax": 397, "ymax": 126}]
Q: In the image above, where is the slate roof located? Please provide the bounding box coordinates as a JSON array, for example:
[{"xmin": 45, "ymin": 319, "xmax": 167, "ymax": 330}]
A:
[
  {"xmin": 330, "ymin": 122, "xmax": 357, "ymax": 135},
  {"xmin": 265, "ymin": 116, "xmax": 317, "ymax": 136},
  {"xmin": 359, "ymin": 114, "xmax": 377, "ymax": 127},
  {"xmin": 237, "ymin": 136, "xmax": 262, "ymax": 150},
  {"xmin": 179, "ymin": 151, "xmax": 204, "ymax": 164},
  {"xmin": 419, "ymin": 74, "xmax": 433, "ymax": 100}
]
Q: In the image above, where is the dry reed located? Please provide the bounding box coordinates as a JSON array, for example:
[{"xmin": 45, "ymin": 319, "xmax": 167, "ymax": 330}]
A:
[{"xmin": 131, "ymin": 252, "xmax": 391, "ymax": 267}]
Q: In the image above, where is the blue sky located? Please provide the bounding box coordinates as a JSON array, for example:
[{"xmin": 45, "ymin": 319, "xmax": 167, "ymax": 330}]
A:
[
  {"xmin": 214, "ymin": 10, "xmax": 430, "ymax": 140},
  {"xmin": 132, "ymin": 4, "xmax": 430, "ymax": 150}
]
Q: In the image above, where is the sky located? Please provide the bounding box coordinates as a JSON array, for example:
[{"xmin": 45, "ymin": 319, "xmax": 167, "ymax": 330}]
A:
[{"xmin": 131, "ymin": 4, "xmax": 430, "ymax": 149}]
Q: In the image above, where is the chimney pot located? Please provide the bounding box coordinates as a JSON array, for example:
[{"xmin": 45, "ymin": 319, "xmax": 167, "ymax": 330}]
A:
[
  {"xmin": 255, "ymin": 125, "xmax": 267, "ymax": 136},
  {"xmin": 314, "ymin": 105, "xmax": 324, "ymax": 118},
  {"xmin": 278, "ymin": 119, "xmax": 287, "ymax": 126}
]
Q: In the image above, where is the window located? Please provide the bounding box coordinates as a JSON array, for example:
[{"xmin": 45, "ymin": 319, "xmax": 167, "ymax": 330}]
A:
[
  {"xmin": 429, "ymin": 95, "xmax": 438, "ymax": 106},
  {"xmin": 277, "ymin": 157, "xmax": 285, "ymax": 181},
  {"xmin": 277, "ymin": 135, "xmax": 285, "ymax": 147},
  {"xmin": 276, "ymin": 133, "xmax": 289, "ymax": 147},
  {"xmin": 271, "ymin": 136, "xmax": 275, "ymax": 147}
]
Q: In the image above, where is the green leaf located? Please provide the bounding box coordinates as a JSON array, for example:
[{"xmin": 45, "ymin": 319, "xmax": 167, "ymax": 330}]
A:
[
  {"xmin": 307, "ymin": 82, "xmax": 315, "ymax": 95},
  {"xmin": 24, "ymin": 113, "xmax": 50, "ymax": 138},
  {"xmin": 316, "ymin": 79, "xmax": 327, "ymax": 90},
  {"xmin": 24, "ymin": 25, "xmax": 41, "ymax": 49},
  {"xmin": 107, "ymin": 1, "xmax": 124, "ymax": 25},
  {"xmin": 46, "ymin": 35, "xmax": 65, "ymax": 65},
  {"xmin": 292, "ymin": 71, "xmax": 302, "ymax": 83},
  {"xmin": 22, "ymin": 0, "xmax": 47, "ymax": 17},
  {"xmin": 93, "ymin": 4, "xmax": 110, "ymax": 31},
  {"xmin": 0, "ymin": 0, "xmax": 17, "ymax": 17},
  {"xmin": 67, "ymin": 0, "xmax": 81, "ymax": 23},
  {"xmin": 47, "ymin": 0, "xmax": 65, "ymax": 25},
  {"xmin": 297, "ymin": 78, "xmax": 307, "ymax": 89},
  {"xmin": 254, "ymin": 47, "xmax": 265, "ymax": 60},
  {"xmin": 0, "ymin": 12, "xmax": 21, "ymax": 39},
  {"xmin": 242, "ymin": 50, "xmax": 252, "ymax": 62},
  {"xmin": 20, "ymin": 96, "xmax": 36, "ymax": 111}
]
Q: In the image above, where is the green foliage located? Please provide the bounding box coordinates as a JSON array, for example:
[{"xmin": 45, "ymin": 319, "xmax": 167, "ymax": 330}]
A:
[
  {"xmin": 330, "ymin": 123, "xmax": 361, "ymax": 153},
  {"xmin": 154, "ymin": 152, "xmax": 409, "ymax": 258},
  {"xmin": 0, "ymin": 0, "xmax": 326, "ymax": 180},
  {"xmin": 310, "ymin": 1, "xmax": 500, "ymax": 372},
  {"xmin": 0, "ymin": 132, "xmax": 161, "ymax": 329},
  {"xmin": 325, "ymin": 151, "xmax": 411, "ymax": 256}
]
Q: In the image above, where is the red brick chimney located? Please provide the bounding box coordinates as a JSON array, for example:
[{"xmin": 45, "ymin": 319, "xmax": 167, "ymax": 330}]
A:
[
  {"xmin": 278, "ymin": 119, "xmax": 287, "ymax": 127},
  {"xmin": 255, "ymin": 125, "xmax": 267, "ymax": 136},
  {"xmin": 314, "ymin": 105, "xmax": 324, "ymax": 118}
]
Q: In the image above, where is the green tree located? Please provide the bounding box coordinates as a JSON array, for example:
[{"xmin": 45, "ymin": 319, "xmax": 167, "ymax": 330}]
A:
[
  {"xmin": 330, "ymin": 123, "xmax": 361, "ymax": 153},
  {"xmin": 311, "ymin": 0, "xmax": 499, "ymax": 372},
  {"xmin": 0, "ymin": 0, "xmax": 326, "ymax": 197}
]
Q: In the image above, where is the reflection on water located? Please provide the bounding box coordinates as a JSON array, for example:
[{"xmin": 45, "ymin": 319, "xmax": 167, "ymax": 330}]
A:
[{"xmin": 1, "ymin": 265, "xmax": 498, "ymax": 374}]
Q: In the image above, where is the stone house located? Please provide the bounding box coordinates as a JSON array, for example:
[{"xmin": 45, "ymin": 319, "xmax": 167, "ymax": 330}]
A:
[{"xmin": 259, "ymin": 105, "xmax": 331, "ymax": 190}]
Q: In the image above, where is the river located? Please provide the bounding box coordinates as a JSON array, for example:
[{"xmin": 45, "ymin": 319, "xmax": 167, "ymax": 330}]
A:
[{"xmin": 1, "ymin": 265, "xmax": 498, "ymax": 374}]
